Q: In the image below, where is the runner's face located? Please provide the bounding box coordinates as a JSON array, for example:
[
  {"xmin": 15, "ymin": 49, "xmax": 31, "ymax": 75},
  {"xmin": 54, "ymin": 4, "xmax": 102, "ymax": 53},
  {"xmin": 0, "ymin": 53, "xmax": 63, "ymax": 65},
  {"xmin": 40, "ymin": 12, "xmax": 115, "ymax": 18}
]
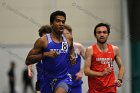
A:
[
  {"xmin": 95, "ymin": 26, "xmax": 109, "ymax": 44},
  {"xmin": 63, "ymin": 29, "xmax": 73, "ymax": 39},
  {"xmin": 51, "ymin": 16, "xmax": 65, "ymax": 34},
  {"xmin": 63, "ymin": 29, "xmax": 72, "ymax": 35}
]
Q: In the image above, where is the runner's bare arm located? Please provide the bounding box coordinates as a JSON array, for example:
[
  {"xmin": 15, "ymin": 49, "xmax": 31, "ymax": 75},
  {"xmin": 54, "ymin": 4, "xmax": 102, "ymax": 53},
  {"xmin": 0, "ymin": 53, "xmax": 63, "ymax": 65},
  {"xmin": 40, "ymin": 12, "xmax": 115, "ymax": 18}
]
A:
[
  {"xmin": 113, "ymin": 45, "xmax": 124, "ymax": 86},
  {"xmin": 25, "ymin": 37, "xmax": 45, "ymax": 65}
]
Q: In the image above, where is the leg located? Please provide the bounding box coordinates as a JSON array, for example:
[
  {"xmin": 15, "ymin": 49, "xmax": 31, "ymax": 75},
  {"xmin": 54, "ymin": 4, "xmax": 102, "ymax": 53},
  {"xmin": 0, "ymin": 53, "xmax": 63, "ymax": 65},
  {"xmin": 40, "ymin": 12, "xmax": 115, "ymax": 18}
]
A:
[
  {"xmin": 55, "ymin": 73, "xmax": 73, "ymax": 93},
  {"xmin": 55, "ymin": 82, "xmax": 69, "ymax": 93},
  {"xmin": 55, "ymin": 87, "xmax": 67, "ymax": 93},
  {"xmin": 10, "ymin": 81, "xmax": 15, "ymax": 93},
  {"xmin": 36, "ymin": 91, "xmax": 41, "ymax": 93}
]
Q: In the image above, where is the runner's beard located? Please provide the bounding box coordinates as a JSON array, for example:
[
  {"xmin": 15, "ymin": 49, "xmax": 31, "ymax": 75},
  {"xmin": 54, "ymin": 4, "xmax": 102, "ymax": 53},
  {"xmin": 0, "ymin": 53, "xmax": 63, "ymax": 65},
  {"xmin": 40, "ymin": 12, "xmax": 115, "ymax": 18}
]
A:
[{"xmin": 97, "ymin": 39, "xmax": 107, "ymax": 44}]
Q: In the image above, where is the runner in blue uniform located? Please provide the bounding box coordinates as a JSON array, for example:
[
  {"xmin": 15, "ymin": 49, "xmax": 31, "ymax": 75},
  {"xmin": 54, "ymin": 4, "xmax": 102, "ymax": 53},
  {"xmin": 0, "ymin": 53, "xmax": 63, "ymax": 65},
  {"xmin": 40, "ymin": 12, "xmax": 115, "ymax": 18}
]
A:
[
  {"xmin": 63, "ymin": 25, "xmax": 86, "ymax": 93},
  {"xmin": 26, "ymin": 10, "xmax": 76, "ymax": 93}
]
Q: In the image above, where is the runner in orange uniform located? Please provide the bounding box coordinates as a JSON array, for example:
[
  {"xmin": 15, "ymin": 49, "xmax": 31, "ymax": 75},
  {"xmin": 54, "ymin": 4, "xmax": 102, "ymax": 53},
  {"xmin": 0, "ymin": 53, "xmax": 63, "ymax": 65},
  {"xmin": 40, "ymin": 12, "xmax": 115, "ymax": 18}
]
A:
[{"xmin": 84, "ymin": 23, "xmax": 124, "ymax": 93}]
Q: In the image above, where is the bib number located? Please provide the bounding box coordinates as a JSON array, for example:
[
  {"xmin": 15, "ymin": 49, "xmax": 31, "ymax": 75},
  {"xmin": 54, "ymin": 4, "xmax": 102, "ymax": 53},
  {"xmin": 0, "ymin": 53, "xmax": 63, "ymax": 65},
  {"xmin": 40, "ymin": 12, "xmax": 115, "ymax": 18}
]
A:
[{"xmin": 62, "ymin": 42, "xmax": 68, "ymax": 51}]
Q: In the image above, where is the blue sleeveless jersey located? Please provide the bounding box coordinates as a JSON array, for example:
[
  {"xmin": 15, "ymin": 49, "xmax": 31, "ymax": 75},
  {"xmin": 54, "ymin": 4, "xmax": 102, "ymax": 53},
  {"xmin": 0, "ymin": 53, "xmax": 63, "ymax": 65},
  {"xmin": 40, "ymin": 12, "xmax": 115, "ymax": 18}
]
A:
[
  {"xmin": 68, "ymin": 46, "xmax": 83, "ymax": 87},
  {"xmin": 42, "ymin": 34, "xmax": 70, "ymax": 79}
]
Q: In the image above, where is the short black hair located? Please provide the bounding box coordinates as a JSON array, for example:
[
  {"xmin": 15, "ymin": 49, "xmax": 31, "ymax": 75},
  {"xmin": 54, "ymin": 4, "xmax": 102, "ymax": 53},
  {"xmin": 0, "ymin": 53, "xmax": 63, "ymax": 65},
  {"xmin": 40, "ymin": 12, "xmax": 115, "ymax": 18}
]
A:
[
  {"xmin": 38, "ymin": 25, "xmax": 52, "ymax": 37},
  {"xmin": 94, "ymin": 23, "xmax": 110, "ymax": 36},
  {"xmin": 50, "ymin": 10, "xmax": 66, "ymax": 24}
]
